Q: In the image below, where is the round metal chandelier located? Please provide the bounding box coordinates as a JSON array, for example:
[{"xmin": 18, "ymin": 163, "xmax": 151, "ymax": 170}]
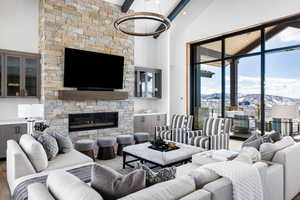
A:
[{"xmin": 114, "ymin": 12, "xmax": 171, "ymax": 37}]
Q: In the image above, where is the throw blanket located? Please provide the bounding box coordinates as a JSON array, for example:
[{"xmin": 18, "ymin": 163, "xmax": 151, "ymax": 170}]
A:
[
  {"xmin": 12, "ymin": 163, "xmax": 94, "ymax": 200},
  {"xmin": 203, "ymin": 161, "xmax": 264, "ymax": 200}
]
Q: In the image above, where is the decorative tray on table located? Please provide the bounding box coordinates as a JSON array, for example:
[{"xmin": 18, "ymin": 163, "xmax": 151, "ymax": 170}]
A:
[{"xmin": 148, "ymin": 138, "xmax": 180, "ymax": 152}]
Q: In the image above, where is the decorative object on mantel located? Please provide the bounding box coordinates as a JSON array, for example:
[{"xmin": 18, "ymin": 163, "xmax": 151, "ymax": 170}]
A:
[
  {"xmin": 18, "ymin": 104, "xmax": 44, "ymax": 135},
  {"xmin": 114, "ymin": 12, "xmax": 171, "ymax": 37},
  {"xmin": 58, "ymin": 90, "xmax": 128, "ymax": 101}
]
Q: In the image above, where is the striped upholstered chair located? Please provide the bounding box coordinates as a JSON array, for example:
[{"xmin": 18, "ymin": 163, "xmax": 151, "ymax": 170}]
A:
[
  {"xmin": 155, "ymin": 114, "xmax": 194, "ymax": 141},
  {"xmin": 188, "ymin": 118, "xmax": 232, "ymax": 150}
]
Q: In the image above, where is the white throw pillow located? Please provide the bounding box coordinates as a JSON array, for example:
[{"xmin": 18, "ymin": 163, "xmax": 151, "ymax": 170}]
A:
[
  {"xmin": 47, "ymin": 171, "xmax": 103, "ymax": 200},
  {"xmin": 119, "ymin": 175, "xmax": 196, "ymax": 200},
  {"xmin": 19, "ymin": 134, "xmax": 48, "ymax": 172},
  {"xmin": 188, "ymin": 167, "xmax": 220, "ymax": 189},
  {"xmin": 238, "ymin": 147, "xmax": 261, "ymax": 163},
  {"xmin": 260, "ymin": 136, "xmax": 296, "ymax": 161}
]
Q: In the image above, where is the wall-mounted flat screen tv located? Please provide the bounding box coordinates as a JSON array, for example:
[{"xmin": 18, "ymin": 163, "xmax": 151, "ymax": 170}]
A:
[{"xmin": 64, "ymin": 48, "xmax": 124, "ymax": 90}]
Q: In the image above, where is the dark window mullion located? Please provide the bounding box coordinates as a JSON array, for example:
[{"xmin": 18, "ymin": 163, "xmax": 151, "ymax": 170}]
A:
[
  {"xmin": 190, "ymin": 44, "xmax": 199, "ymax": 115},
  {"xmin": 221, "ymin": 39, "xmax": 226, "ymax": 117},
  {"xmin": 261, "ymin": 29, "xmax": 266, "ymax": 135},
  {"xmin": 195, "ymin": 51, "xmax": 262, "ymax": 66},
  {"xmin": 264, "ymin": 44, "xmax": 300, "ymax": 55},
  {"xmin": 195, "ymin": 63, "xmax": 201, "ymax": 108}
]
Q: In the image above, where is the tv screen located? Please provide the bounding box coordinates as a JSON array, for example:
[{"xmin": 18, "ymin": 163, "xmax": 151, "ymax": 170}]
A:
[{"xmin": 64, "ymin": 48, "xmax": 124, "ymax": 89}]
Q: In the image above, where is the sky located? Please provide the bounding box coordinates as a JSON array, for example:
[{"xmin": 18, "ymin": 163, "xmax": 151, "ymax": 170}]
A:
[{"xmin": 201, "ymin": 27, "xmax": 300, "ymax": 99}]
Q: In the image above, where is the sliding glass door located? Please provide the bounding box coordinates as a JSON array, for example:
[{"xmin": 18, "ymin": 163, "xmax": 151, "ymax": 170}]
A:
[{"xmin": 190, "ymin": 16, "xmax": 300, "ymax": 136}]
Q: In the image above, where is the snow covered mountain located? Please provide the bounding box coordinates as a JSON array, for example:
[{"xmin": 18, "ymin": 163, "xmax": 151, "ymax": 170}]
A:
[{"xmin": 202, "ymin": 93, "xmax": 300, "ymax": 108}]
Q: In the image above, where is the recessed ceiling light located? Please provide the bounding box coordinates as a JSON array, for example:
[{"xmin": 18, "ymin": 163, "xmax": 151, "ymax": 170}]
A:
[{"xmin": 182, "ymin": 11, "xmax": 187, "ymax": 15}]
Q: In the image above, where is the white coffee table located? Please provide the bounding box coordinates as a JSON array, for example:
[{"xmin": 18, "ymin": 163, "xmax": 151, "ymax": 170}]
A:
[{"xmin": 122, "ymin": 142, "xmax": 204, "ymax": 169}]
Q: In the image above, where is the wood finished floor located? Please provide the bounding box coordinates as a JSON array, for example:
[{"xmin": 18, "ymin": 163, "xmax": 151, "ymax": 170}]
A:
[{"xmin": 1, "ymin": 140, "xmax": 300, "ymax": 200}]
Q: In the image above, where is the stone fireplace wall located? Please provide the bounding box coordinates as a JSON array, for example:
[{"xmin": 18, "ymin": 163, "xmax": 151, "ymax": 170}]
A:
[{"xmin": 39, "ymin": 0, "xmax": 134, "ymax": 139}]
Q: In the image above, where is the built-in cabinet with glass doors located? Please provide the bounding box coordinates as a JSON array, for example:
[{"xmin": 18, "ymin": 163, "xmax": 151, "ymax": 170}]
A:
[
  {"xmin": 0, "ymin": 50, "xmax": 40, "ymax": 97},
  {"xmin": 135, "ymin": 67, "xmax": 162, "ymax": 99}
]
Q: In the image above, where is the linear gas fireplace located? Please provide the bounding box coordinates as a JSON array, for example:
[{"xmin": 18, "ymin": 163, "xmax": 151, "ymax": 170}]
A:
[{"xmin": 69, "ymin": 112, "xmax": 118, "ymax": 132}]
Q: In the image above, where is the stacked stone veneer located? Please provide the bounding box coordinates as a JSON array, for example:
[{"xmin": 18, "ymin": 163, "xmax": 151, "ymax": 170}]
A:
[{"xmin": 39, "ymin": 0, "xmax": 134, "ymax": 139}]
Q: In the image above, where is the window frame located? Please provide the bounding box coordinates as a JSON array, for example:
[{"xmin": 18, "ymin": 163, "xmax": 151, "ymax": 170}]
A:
[{"xmin": 190, "ymin": 14, "xmax": 300, "ymax": 135}]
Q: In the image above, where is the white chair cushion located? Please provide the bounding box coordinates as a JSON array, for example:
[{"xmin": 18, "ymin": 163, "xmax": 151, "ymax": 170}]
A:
[
  {"xmin": 19, "ymin": 134, "xmax": 48, "ymax": 172},
  {"xmin": 119, "ymin": 175, "xmax": 196, "ymax": 200},
  {"xmin": 47, "ymin": 171, "xmax": 103, "ymax": 200},
  {"xmin": 44, "ymin": 150, "xmax": 93, "ymax": 172}
]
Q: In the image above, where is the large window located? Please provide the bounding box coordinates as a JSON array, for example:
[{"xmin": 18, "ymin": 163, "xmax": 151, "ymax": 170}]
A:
[{"xmin": 191, "ymin": 16, "xmax": 300, "ymax": 135}]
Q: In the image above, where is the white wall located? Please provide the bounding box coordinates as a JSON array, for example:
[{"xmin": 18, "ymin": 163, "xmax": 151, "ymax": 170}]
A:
[
  {"xmin": 167, "ymin": 0, "xmax": 300, "ymax": 116},
  {"xmin": 134, "ymin": 35, "xmax": 170, "ymax": 118},
  {"xmin": 0, "ymin": 0, "xmax": 40, "ymax": 121},
  {"xmin": 0, "ymin": 0, "xmax": 39, "ymax": 53},
  {"xmin": 0, "ymin": 98, "xmax": 41, "ymax": 121}
]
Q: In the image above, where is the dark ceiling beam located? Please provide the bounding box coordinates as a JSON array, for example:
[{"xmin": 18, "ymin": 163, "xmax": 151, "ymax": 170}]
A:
[
  {"xmin": 154, "ymin": 0, "xmax": 191, "ymax": 39},
  {"xmin": 121, "ymin": 0, "xmax": 134, "ymax": 13},
  {"xmin": 285, "ymin": 19, "xmax": 300, "ymax": 29},
  {"xmin": 198, "ymin": 47, "xmax": 231, "ymax": 59},
  {"xmin": 289, "ymin": 24, "xmax": 300, "ymax": 29}
]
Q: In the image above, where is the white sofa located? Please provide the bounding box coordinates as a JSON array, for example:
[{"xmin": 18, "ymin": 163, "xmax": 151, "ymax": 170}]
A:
[
  {"xmin": 28, "ymin": 171, "xmax": 212, "ymax": 200},
  {"xmin": 272, "ymin": 142, "xmax": 300, "ymax": 200},
  {"xmin": 178, "ymin": 141, "xmax": 300, "ymax": 200},
  {"xmin": 26, "ymin": 141, "xmax": 300, "ymax": 200},
  {"xmin": 177, "ymin": 160, "xmax": 284, "ymax": 200},
  {"xmin": 27, "ymin": 158, "xmax": 282, "ymax": 200},
  {"xmin": 7, "ymin": 134, "xmax": 94, "ymax": 200}
]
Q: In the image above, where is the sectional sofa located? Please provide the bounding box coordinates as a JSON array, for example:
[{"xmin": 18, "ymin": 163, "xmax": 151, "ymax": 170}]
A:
[
  {"xmin": 9, "ymin": 134, "xmax": 300, "ymax": 200},
  {"xmin": 6, "ymin": 134, "xmax": 94, "ymax": 200},
  {"xmin": 27, "ymin": 142, "xmax": 300, "ymax": 200},
  {"xmin": 27, "ymin": 158, "xmax": 280, "ymax": 200}
]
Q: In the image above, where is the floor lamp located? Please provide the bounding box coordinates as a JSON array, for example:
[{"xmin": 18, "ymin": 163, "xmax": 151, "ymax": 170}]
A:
[{"xmin": 18, "ymin": 104, "xmax": 44, "ymax": 135}]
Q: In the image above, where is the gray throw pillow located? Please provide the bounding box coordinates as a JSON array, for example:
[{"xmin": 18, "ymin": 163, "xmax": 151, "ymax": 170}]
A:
[
  {"xmin": 31, "ymin": 131, "xmax": 44, "ymax": 140},
  {"xmin": 242, "ymin": 133, "xmax": 263, "ymax": 150},
  {"xmin": 91, "ymin": 164, "xmax": 146, "ymax": 200},
  {"xmin": 262, "ymin": 134, "xmax": 273, "ymax": 143},
  {"xmin": 53, "ymin": 133, "xmax": 73, "ymax": 153},
  {"xmin": 268, "ymin": 131, "xmax": 282, "ymax": 142},
  {"xmin": 139, "ymin": 164, "xmax": 176, "ymax": 186},
  {"xmin": 242, "ymin": 132, "xmax": 274, "ymax": 150},
  {"xmin": 36, "ymin": 134, "xmax": 59, "ymax": 160}
]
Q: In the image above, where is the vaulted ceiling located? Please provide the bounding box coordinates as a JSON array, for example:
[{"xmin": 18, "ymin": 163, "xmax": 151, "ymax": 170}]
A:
[
  {"xmin": 104, "ymin": 0, "xmax": 186, "ymax": 36},
  {"xmin": 104, "ymin": 0, "xmax": 181, "ymax": 16}
]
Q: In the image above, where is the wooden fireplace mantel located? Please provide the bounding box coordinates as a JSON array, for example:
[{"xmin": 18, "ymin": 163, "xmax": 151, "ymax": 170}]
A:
[{"xmin": 58, "ymin": 90, "xmax": 129, "ymax": 101}]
